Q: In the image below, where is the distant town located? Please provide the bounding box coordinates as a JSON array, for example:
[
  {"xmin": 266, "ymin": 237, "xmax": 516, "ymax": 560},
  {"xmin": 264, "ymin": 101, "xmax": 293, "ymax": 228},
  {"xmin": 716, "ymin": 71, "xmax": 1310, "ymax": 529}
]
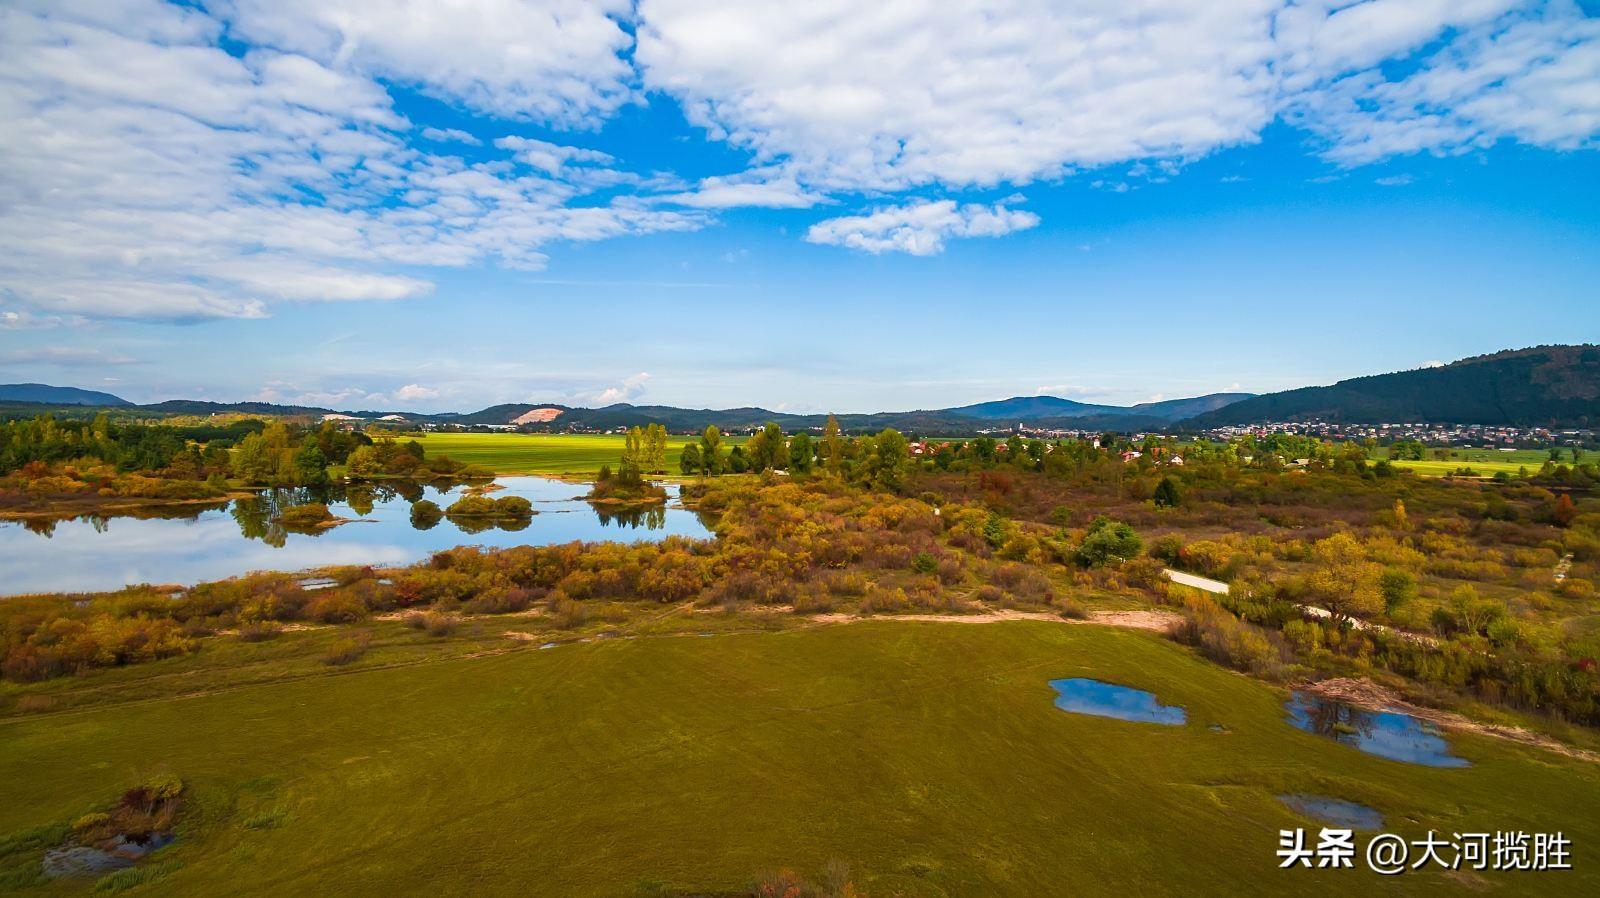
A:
[{"xmin": 324, "ymin": 410, "xmax": 1596, "ymax": 451}]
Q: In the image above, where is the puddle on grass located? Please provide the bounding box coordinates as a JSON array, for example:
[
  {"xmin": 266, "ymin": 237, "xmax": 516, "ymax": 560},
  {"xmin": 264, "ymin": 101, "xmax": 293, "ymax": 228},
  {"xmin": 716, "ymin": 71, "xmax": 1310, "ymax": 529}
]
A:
[
  {"xmin": 42, "ymin": 833, "xmax": 172, "ymax": 878},
  {"xmin": 1049, "ymin": 678, "xmax": 1186, "ymax": 726},
  {"xmin": 1278, "ymin": 794, "xmax": 1385, "ymax": 830},
  {"xmin": 1285, "ymin": 692, "xmax": 1468, "ymax": 767}
]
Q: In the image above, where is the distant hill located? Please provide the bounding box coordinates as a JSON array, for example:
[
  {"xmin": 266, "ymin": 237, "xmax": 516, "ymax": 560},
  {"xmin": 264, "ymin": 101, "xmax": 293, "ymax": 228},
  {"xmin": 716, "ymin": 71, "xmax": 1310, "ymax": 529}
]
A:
[
  {"xmin": 941, "ymin": 392, "xmax": 1250, "ymax": 423},
  {"xmin": 1182, "ymin": 346, "xmax": 1600, "ymax": 429},
  {"xmin": 1129, "ymin": 393, "xmax": 1254, "ymax": 421},
  {"xmin": 141, "ymin": 399, "xmax": 336, "ymax": 417},
  {"xmin": 0, "ymin": 383, "xmax": 131, "ymax": 406},
  {"xmin": 944, "ymin": 396, "xmax": 1120, "ymax": 421},
  {"xmin": 945, "ymin": 392, "xmax": 1250, "ymax": 424}
]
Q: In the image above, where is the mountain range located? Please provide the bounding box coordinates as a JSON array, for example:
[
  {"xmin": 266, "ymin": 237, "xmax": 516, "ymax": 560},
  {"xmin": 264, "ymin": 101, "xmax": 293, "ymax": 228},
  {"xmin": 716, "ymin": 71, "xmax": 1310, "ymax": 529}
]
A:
[
  {"xmin": 1184, "ymin": 345, "xmax": 1600, "ymax": 429},
  {"xmin": 4, "ymin": 345, "xmax": 1597, "ymax": 431}
]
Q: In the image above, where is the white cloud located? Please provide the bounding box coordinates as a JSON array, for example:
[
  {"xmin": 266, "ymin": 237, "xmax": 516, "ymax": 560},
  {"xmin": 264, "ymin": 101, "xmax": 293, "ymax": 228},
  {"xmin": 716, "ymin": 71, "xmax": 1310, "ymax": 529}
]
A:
[
  {"xmin": 637, "ymin": 0, "xmax": 1600, "ymax": 196},
  {"xmin": 805, "ymin": 199, "xmax": 1038, "ymax": 256},
  {"xmin": 4, "ymin": 0, "xmax": 1598, "ymax": 311},
  {"xmin": 1282, "ymin": 2, "xmax": 1600, "ymax": 166},
  {"xmin": 1, "ymin": 347, "xmax": 140, "ymax": 366},
  {"xmin": 1273, "ymin": 0, "xmax": 1521, "ymax": 91},
  {"xmin": 591, "ymin": 371, "xmax": 651, "ymax": 405},
  {"xmin": 253, "ymin": 382, "xmax": 388, "ymax": 408},
  {"xmin": 394, "ymin": 383, "xmax": 440, "ymax": 401},
  {"xmin": 494, "ymin": 136, "xmax": 614, "ymax": 174},
  {"xmin": 1423, "ymin": 359, "xmax": 1446, "ymax": 368},
  {"xmin": 421, "ymin": 127, "xmax": 481, "ymax": 145},
  {"xmin": 210, "ymin": 0, "xmax": 637, "ymax": 126},
  {"xmin": 656, "ymin": 167, "xmax": 825, "ymax": 209},
  {"xmin": 1374, "ymin": 174, "xmax": 1414, "ymax": 186},
  {"xmin": 0, "ymin": 1, "xmax": 704, "ymax": 322},
  {"xmin": 1035, "ymin": 384, "xmax": 1105, "ymax": 397},
  {"xmin": 637, "ymin": 0, "xmax": 1282, "ymax": 192}
]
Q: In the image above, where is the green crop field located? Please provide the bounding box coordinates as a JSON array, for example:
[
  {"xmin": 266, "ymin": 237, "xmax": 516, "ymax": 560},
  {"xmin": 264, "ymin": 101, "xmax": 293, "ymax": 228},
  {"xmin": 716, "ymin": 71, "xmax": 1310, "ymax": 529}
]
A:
[
  {"xmin": 404, "ymin": 432, "xmax": 741, "ymax": 476},
  {"xmin": 1368, "ymin": 448, "xmax": 1554, "ymax": 478},
  {"xmin": 3, "ymin": 620, "xmax": 1596, "ymax": 896}
]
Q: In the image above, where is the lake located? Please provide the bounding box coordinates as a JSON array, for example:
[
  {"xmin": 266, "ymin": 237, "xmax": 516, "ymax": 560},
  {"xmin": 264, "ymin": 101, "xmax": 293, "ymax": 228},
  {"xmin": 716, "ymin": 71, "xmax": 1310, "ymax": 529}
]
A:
[
  {"xmin": 0, "ymin": 477, "xmax": 713, "ymax": 596},
  {"xmin": 1285, "ymin": 691, "xmax": 1469, "ymax": 767},
  {"xmin": 1049, "ymin": 677, "xmax": 1187, "ymax": 726}
]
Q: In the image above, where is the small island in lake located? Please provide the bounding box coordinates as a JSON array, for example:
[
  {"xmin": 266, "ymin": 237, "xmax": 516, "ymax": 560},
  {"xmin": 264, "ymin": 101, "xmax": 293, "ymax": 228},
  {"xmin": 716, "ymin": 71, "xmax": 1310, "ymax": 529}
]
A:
[{"xmin": 585, "ymin": 425, "xmax": 670, "ymax": 507}]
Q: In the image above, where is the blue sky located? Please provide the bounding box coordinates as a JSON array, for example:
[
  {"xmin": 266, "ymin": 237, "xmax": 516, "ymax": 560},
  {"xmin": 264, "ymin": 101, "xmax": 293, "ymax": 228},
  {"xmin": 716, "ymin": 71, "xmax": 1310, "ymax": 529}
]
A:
[{"xmin": 1, "ymin": 1, "xmax": 1597, "ymax": 413}]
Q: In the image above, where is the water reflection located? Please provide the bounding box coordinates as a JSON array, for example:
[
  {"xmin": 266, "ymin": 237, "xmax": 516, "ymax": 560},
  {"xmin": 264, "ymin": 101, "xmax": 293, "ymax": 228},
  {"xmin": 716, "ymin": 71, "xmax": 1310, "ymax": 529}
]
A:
[
  {"xmin": 1278, "ymin": 794, "xmax": 1385, "ymax": 830},
  {"xmin": 0, "ymin": 477, "xmax": 712, "ymax": 595},
  {"xmin": 1049, "ymin": 677, "xmax": 1187, "ymax": 726},
  {"xmin": 592, "ymin": 504, "xmax": 667, "ymax": 529},
  {"xmin": 1285, "ymin": 691, "xmax": 1468, "ymax": 767}
]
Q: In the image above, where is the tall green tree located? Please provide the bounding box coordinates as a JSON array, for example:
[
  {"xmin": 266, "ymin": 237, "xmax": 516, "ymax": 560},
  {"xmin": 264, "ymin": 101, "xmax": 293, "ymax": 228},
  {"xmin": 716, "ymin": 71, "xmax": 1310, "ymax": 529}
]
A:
[
  {"xmin": 866, "ymin": 428, "xmax": 909, "ymax": 490},
  {"xmin": 678, "ymin": 443, "xmax": 702, "ymax": 475},
  {"xmin": 292, "ymin": 443, "xmax": 330, "ymax": 487},
  {"xmin": 620, "ymin": 427, "xmax": 645, "ymax": 484},
  {"xmin": 822, "ymin": 414, "xmax": 843, "ymax": 477},
  {"xmin": 788, "ymin": 432, "xmax": 814, "ymax": 474},
  {"xmin": 1076, "ymin": 517, "xmax": 1142, "ymax": 567},
  {"xmin": 1152, "ymin": 476, "xmax": 1181, "ymax": 508},
  {"xmin": 698, "ymin": 425, "xmax": 724, "ymax": 476},
  {"xmin": 643, "ymin": 423, "xmax": 668, "ymax": 474},
  {"xmin": 748, "ymin": 421, "xmax": 785, "ymax": 472}
]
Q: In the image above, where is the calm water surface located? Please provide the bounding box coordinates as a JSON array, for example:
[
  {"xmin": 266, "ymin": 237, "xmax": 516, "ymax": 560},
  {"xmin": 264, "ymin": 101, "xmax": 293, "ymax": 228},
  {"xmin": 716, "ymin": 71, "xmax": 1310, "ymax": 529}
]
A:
[
  {"xmin": 1049, "ymin": 677, "xmax": 1187, "ymax": 726},
  {"xmin": 0, "ymin": 476, "xmax": 712, "ymax": 595},
  {"xmin": 1277, "ymin": 794, "xmax": 1385, "ymax": 830},
  {"xmin": 1285, "ymin": 691, "xmax": 1469, "ymax": 767}
]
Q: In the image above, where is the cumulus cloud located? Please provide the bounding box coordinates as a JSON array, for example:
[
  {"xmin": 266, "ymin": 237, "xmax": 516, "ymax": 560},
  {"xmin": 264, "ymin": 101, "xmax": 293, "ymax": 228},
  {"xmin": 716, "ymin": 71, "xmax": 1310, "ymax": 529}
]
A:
[
  {"xmin": 592, "ymin": 372, "xmax": 651, "ymax": 405},
  {"xmin": 394, "ymin": 383, "xmax": 440, "ymax": 401},
  {"xmin": 1281, "ymin": 2, "xmax": 1600, "ymax": 165},
  {"xmin": 805, "ymin": 199, "xmax": 1038, "ymax": 255},
  {"xmin": 253, "ymin": 382, "xmax": 389, "ymax": 408},
  {"xmin": 636, "ymin": 1, "xmax": 1282, "ymax": 192},
  {"xmin": 494, "ymin": 136, "xmax": 614, "ymax": 174},
  {"xmin": 4, "ymin": 0, "xmax": 1599, "ymax": 312},
  {"xmin": 0, "ymin": 0, "xmax": 704, "ymax": 322},
  {"xmin": 656, "ymin": 167, "xmax": 826, "ymax": 209},
  {"xmin": 636, "ymin": 0, "xmax": 1599, "ymax": 194},
  {"xmin": 421, "ymin": 127, "xmax": 481, "ymax": 145},
  {"xmin": 209, "ymin": 0, "xmax": 636, "ymax": 126}
]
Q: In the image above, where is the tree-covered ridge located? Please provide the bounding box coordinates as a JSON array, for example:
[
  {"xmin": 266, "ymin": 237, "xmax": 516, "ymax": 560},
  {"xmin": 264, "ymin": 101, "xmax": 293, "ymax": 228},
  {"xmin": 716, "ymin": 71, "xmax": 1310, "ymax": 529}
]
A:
[
  {"xmin": 0, "ymin": 414, "xmax": 486, "ymax": 510},
  {"xmin": 1186, "ymin": 345, "xmax": 1600, "ymax": 428}
]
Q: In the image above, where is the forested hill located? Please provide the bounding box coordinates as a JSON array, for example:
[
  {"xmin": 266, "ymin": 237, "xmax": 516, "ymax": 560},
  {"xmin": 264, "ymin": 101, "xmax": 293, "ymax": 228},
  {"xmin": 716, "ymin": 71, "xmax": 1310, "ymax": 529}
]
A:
[
  {"xmin": 0, "ymin": 383, "xmax": 131, "ymax": 406},
  {"xmin": 1181, "ymin": 346, "xmax": 1600, "ymax": 428}
]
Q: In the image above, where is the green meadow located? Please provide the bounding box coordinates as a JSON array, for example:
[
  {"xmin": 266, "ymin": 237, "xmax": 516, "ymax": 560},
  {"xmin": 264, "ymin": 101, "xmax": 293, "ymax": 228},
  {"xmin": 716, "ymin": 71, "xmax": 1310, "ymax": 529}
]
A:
[
  {"xmin": 405, "ymin": 432, "xmax": 738, "ymax": 477},
  {"xmin": 1369, "ymin": 448, "xmax": 1553, "ymax": 478},
  {"xmin": 3, "ymin": 620, "xmax": 1596, "ymax": 896}
]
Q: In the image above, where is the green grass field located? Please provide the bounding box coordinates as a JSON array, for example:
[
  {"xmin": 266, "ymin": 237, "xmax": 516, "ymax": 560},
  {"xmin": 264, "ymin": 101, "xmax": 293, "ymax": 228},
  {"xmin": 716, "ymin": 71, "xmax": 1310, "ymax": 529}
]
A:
[
  {"xmin": 1370, "ymin": 448, "xmax": 1553, "ymax": 478},
  {"xmin": 3, "ymin": 620, "xmax": 1596, "ymax": 896},
  {"xmin": 409, "ymin": 432, "xmax": 737, "ymax": 476}
]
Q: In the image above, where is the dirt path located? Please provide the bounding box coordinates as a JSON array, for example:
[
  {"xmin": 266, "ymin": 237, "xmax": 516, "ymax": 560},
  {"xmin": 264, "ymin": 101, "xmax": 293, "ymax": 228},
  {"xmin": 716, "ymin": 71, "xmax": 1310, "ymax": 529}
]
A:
[
  {"xmin": 809, "ymin": 607, "xmax": 1181, "ymax": 632},
  {"xmin": 1302, "ymin": 677, "xmax": 1600, "ymax": 764}
]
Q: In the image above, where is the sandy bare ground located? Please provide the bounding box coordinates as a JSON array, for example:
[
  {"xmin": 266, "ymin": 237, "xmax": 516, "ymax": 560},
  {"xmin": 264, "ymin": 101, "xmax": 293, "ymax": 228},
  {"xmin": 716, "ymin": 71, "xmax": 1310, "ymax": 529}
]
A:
[
  {"xmin": 1302, "ymin": 677, "xmax": 1600, "ymax": 764},
  {"xmin": 1299, "ymin": 605, "xmax": 1439, "ymax": 647},
  {"xmin": 214, "ymin": 622, "xmax": 329, "ymax": 636},
  {"xmin": 809, "ymin": 607, "xmax": 1181, "ymax": 631}
]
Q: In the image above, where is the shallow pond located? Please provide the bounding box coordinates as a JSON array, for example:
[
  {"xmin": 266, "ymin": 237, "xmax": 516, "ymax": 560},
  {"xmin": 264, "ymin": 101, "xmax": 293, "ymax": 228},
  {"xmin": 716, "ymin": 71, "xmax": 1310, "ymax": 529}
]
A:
[
  {"xmin": 1277, "ymin": 794, "xmax": 1385, "ymax": 830},
  {"xmin": 0, "ymin": 477, "xmax": 712, "ymax": 595},
  {"xmin": 42, "ymin": 833, "xmax": 172, "ymax": 878},
  {"xmin": 1049, "ymin": 678, "xmax": 1187, "ymax": 726},
  {"xmin": 1285, "ymin": 691, "xmax": 1468, "ymax": 767}
]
